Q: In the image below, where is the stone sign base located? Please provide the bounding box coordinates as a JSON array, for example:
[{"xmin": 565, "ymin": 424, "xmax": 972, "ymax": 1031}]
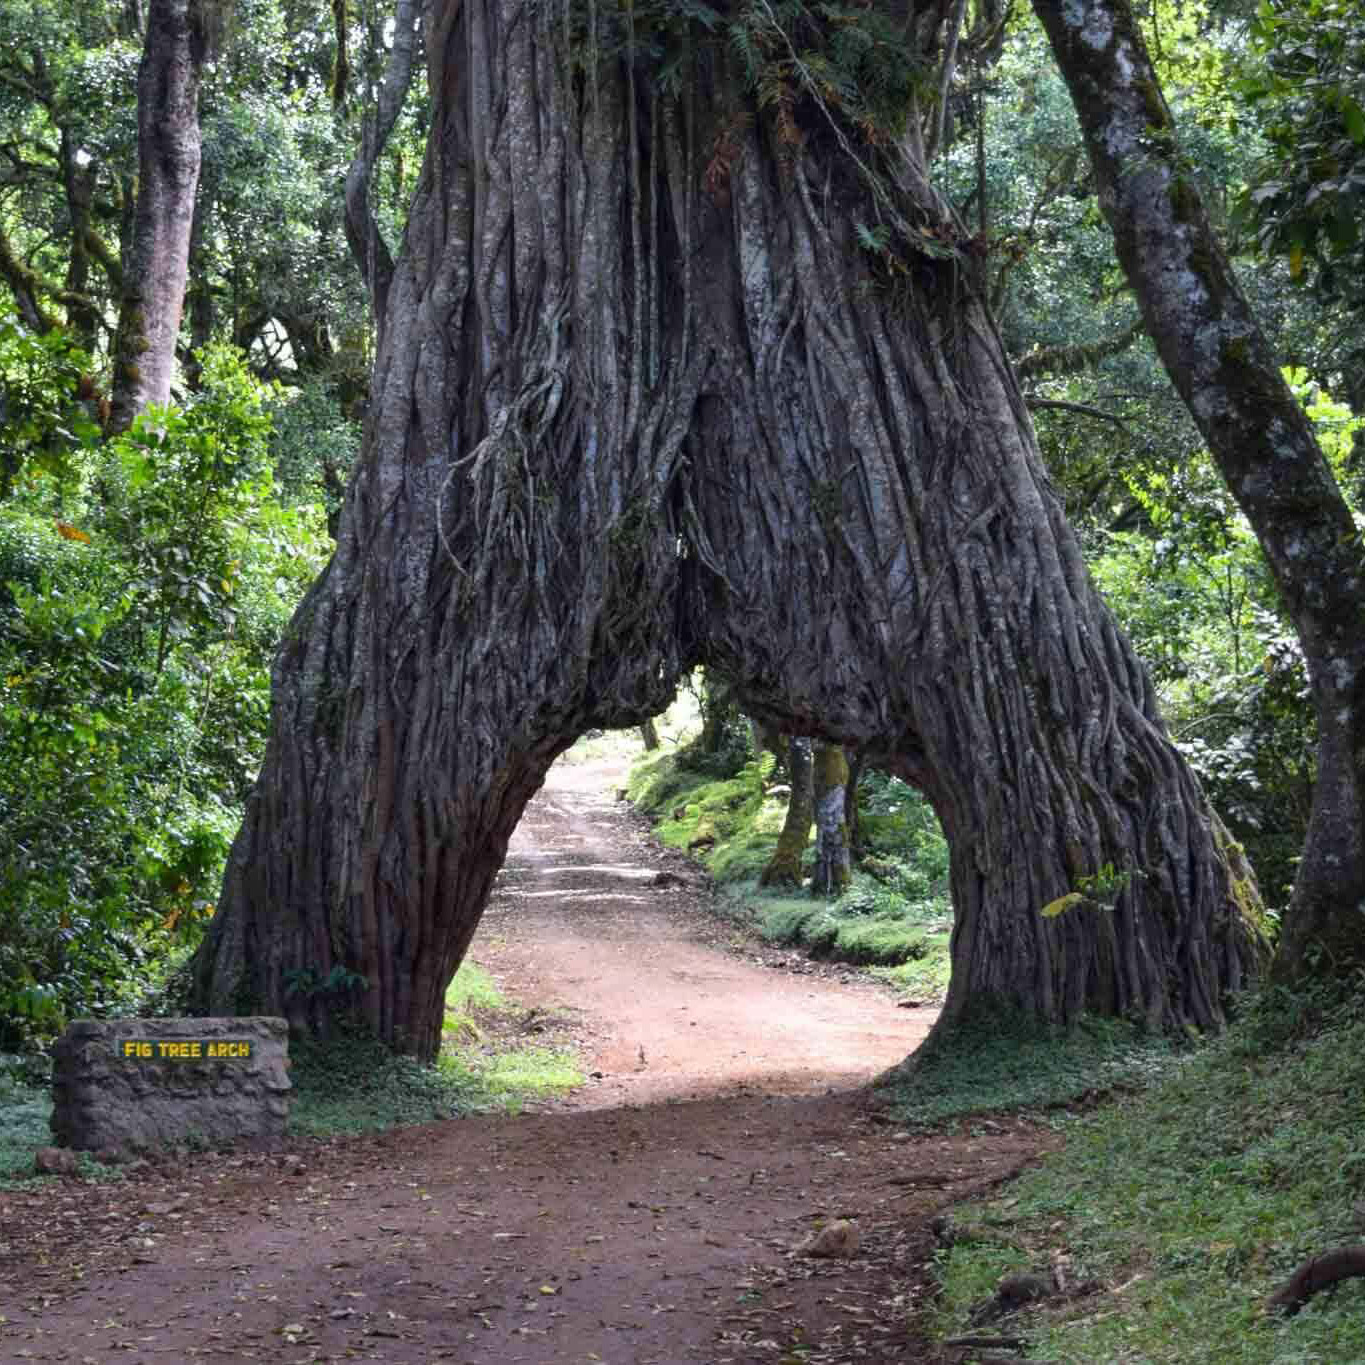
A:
[{"xmin": 50, "ymin": 1016, "xmax": 291, "ymax": 1153}]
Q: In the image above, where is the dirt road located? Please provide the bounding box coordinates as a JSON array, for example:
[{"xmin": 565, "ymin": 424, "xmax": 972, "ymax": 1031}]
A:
[
  {"xmin": 477, "ymin": 756, "xmax": 937, "ymax": 1108},
  {"xmin": 0, "ymin": 755, "xmax": 1053, "ymax": 1364}
]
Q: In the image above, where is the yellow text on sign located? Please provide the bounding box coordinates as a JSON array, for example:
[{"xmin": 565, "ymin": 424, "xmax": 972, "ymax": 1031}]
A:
[{"xmin": 118, "ymin": 1040, "xmax": 252, "ymax": 1059}]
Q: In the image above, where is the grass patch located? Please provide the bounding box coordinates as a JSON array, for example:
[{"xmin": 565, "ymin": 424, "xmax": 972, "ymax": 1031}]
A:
[
  {"xmin": 0, "ymin": 1071, "xmax": 54, "ymax": 1185},
  {"xmin": 288, "ymin": 1029, "xmax": 481, "ymax": 1138},
  {"xmin": 879, "ymin": 1008, "xmax": 1179, "ymax": 1130},
  {"xmin": 930, "ymin": 989, "xmax": 1365, "ymax": 1362},
  {"xmin": 754, "ymin": 875, "xmax": 945, "ymax": 967},
  {"xmin": 293, "ymin": 962, "xmax": 581, "ymax": 1135}
]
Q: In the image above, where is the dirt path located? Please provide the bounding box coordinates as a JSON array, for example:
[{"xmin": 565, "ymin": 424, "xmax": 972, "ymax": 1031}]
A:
[
  {"xmin": 477, "ymin": 756, "xmax": 937, "ymax": 1108},
  {"xmin": 0, "ymin": 757, "xmax": 1055, "ymax": 1364}
]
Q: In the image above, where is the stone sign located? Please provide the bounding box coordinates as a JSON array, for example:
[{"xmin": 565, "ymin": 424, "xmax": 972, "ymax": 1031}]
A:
[{"xmin": 50, "ymin": 1016, "xmax": 291, "ymax": 1153}]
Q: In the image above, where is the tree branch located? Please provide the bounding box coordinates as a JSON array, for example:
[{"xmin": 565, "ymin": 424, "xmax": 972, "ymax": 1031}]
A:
[
  {"xmin": 1024, "ymin": 396, "xmax": 1130, "ymax": 430},
  {"xmin": 344, "ymin": 0, "xmax": 425, "ymax": 333},
  {"xmin": 924, "ymin": 0, "xmax": 970, "ymax": 162},
  {"xmin": 0, "ymin": 220, "xmax": 59, "ymax": 332},
  {"xmin": 1015, "ymin": 315, "xmax": 1144, "ymax": 379}
]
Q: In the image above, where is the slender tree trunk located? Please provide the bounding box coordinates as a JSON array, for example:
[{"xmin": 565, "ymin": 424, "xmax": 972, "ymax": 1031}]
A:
[
  {"xmin": 845, "ymin": 750, "xmax": 865, "ymax": 855},
  {"xmin": 1033, "ymin": 0, "xmax": 1365, "ymax": 984},
  {"xmin": 639, "ymin": 717, "xmax": 660, "ymax": 751},
  {"xmin": 695, "ymin": 674, "xmax": 731, "ymax": 756},
  {"xmin": 761, "ymin": 737, "xmax": 814, "ymax": 889},
  {"xmin": 59, "ymin": 129, "xmax": 100, "ymax": 351},
  {"xmin": 107, "ymin": 0, "xmax": 206, "ymax": 433},
  {"xmin": 192, "ymin": 0, "xmax": 1265, "ymax": 1057},
  {"xmin": 811, "ymin": 743, "xmax": 851, "ymax": 896}
]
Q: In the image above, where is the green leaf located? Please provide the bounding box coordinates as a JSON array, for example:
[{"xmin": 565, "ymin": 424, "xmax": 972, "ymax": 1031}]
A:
[
  {"xmin": 1341, "ymin": 95, "xmax": 1365, "ymax": 145},
  {"xmin": 1041, "ymin": 892, "xmax": 1085, "ymax": 919}
]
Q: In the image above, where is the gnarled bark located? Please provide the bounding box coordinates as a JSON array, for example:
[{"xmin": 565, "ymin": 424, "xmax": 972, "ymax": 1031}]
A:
[
  {"xmin": 1033, "ymin": 0, "xmax": 1365, "ymax": 985},
  {"xmin": 192, "ymin": 0, "xmax": 1265, "ymax": 1057}
]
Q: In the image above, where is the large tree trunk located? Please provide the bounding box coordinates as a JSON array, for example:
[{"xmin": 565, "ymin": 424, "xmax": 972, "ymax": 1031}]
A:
[
  {"xmin": 107, "ymin": 0, "xmax": 206, "ymax": 433},
  {"xmin": 192, "ymin": 0, "xmax": 1265, "ymax": 1057},
  {"xmin": 1033, "ymin": 0, "xmax": 1365, "ymax": 984}
]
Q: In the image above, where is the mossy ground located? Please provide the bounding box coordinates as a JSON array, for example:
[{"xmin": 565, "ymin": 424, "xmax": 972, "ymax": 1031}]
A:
[{"xmin": 929, "ymin": 987, "xmax": 1365, "ymax": 1362}]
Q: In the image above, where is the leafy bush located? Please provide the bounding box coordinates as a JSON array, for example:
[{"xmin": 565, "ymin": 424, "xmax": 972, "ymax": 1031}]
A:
[{"xmin": 0, "ymin": 333, "xmax": 331, "ymax": 1048}]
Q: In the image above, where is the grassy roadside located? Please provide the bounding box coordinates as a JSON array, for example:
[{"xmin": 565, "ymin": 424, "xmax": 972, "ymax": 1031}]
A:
[
  {"xmin": 927, "ymin": 987, "xmax": 1365, "ymax": 1363},
  {"xmin": 0, "ymin": 961, "xmax": 580, "ymax": 1182},
  {"xmin": 289, "ymin": 961, "xmax": 581, "ymax": 1136},
  {"xmin": 626, "ymin": 737, "xmax": 955, "ymax": 1002}
]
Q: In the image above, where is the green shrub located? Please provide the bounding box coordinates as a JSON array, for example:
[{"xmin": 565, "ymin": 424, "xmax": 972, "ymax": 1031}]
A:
[{"xmin": 0, "ymin": 340, "xmax": 331, "ymax": 1050}]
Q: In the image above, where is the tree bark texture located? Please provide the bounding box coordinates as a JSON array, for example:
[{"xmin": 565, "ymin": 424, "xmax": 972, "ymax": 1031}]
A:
[
  {"xmin": 811, "ymin": 743, "xmax": 851, "ymax": 896},
  {"xmin": 1032, "ymin": 0, "xmax": 1365, "ymax": 983},
  {"xmin": 192, "ymin": 0, "xmax": 1266, "ymax": 1056},
  {"xmin": 761, "ymin": 736, "xmax": 814, "ymax": 889},
  {"xmin": 107, "ymin": 0, "xmax": 206, "ymax": 433}
]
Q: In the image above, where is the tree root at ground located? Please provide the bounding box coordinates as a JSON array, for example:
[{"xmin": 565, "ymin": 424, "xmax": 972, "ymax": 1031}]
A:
[{"xmin": 1266, "ymin": 1245, "xmax": 1365, "ymax": 1315}]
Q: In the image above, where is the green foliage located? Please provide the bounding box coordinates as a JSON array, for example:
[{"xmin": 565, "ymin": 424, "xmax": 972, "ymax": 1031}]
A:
[
  {"xmin": 1237, "ymin": 0, "xmax": 1365, "ymax": 312},
  {"xmin": 1084, "ymin": 386, "xmax": 1358, "ymax": 910},
  {"xmin": 630, "ymin": 735, "xmax": 954, "ymax": 991},
  {"xmin": 0, "ymin": 332, "xmax": 331, "ymax": 1050},
  {"xmin": 0, "ymin": 320, "xmax": 99, "ymax": 497},
  {"xmin": 0, "ymin": 1071, "xmax": 57, "ymax": 1186},
  {"xmin": 932, "ymin": 988, "xmax": 1365, "ymax": 1361}
]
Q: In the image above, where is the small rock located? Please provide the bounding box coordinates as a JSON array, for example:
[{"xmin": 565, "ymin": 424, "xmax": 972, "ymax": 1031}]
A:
[
  {"xmin": 895, "ymin": 999, "xmax": 924, "ymax": 1009},
  {"xmin": 796, "ymin": 1218, "xmax": 861, "ymax": 1259},
  {"xmin": 34, "ymin": 1146, "xmax": 79, "ymax": 1176}
]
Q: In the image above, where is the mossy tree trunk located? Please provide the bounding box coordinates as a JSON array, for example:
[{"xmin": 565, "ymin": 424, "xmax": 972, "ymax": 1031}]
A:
[
  {"xmin": 761, "ymin": 737, "xmax": 814, "ymax": 889},
  {"xmin": 811, "ymin": 743, "xmax": 851, "ymax": 897},
  {"xmin": 1034, "ymin": 0, "xmax": 1365, "ymax": 986},
  {"xmin": 191, "ymin": 0, "xmax": 1265, "ymax": 1057},
  {"xmin": 639, "ymin": 718, "xmax": 660, "ymax": 751},
  {"xmin": 845, "ymin": 751, "xmax": 866, "ymax": 855}
]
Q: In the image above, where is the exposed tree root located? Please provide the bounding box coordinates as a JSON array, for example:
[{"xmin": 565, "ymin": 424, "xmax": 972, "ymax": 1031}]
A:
[{"xmin": 1266, "ymin": 1245, "xmax": 1365, "ymax": 1316}]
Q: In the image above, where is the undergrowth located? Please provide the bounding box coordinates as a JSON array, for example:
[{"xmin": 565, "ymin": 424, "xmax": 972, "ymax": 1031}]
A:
[{"xmin": 930, "ymin": 983, "xmax": 1365, "ymax": 1363}]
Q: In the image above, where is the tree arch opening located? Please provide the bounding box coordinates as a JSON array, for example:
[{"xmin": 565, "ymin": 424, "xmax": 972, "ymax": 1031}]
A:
[{"xmin": 189, "ymin": 0, "xmax": 1266, "ymax": 1059}]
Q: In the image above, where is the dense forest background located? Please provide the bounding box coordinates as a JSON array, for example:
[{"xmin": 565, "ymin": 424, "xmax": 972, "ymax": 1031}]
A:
[{"xmin": 1, "ymin": 0, "xmax": 1362, "ymax": 1052}]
